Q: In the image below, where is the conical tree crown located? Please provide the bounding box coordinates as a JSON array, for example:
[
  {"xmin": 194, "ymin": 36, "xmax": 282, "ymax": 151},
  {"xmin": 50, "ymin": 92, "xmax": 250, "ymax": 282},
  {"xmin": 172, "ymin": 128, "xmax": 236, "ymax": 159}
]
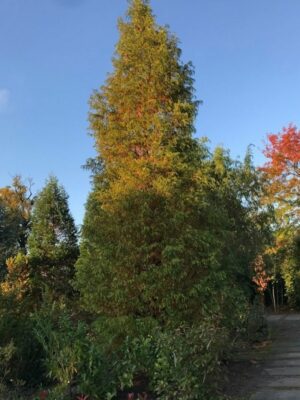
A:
[
  {"xmin": 29, "ymin": 177, "xmax": 77, "ymax": 256},
  {"xmin": 28, "ymin": 176, "xmax": 78, "ymax": 296},
  {"xmin": 76, "ymin": 0, "xmax": 211, "ymax": 319},
  {"xmin": 90, "ymin": 0, "xmax": 198, "ymax": 206}
]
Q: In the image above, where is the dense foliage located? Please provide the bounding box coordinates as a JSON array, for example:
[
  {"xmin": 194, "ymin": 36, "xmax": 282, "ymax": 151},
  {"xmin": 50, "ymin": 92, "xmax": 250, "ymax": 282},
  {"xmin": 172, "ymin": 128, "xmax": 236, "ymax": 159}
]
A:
[
  {"xmin": 0, "ymin": 177, "xmax": 78, "ymax": 394},
  {"xmin": 72, "ymin": 1, "xmax": 270, "ymax": 398},
  {"xmin": 28, "ymin": 176, "xmax": 78, "ymax": 298},
  {"xmin": 1, "ymin": 1, "xmax": 297, "ymax": 399},
  {"xmin": 0, "ymin": 176, "xmax": 32, "ymax": 274},
  {"xmin": 262, "ymin": 124, "xmax": 300, "ymax": 225},
  {"xmin": 261, "ymin": 125, "xmax": 300, "ymax": 308}
]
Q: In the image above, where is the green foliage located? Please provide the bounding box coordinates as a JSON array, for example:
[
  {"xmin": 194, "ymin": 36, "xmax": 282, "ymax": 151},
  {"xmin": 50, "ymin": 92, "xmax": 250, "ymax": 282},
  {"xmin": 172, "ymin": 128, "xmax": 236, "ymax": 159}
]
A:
[
  {"xmin": 0, "ymin": 340, "xmax": 16, "ymax": 384},
  {"xmin": 246, "ymin": 297, "xmax": 268, "ymax": 342},
  {"xmin": 0, "ymin": 2, "xmax": 274, "ymax": 399},
  {"xmin": 77, "ymin": 0, "xmax": 207, "ymax": 323},
  {"xmin": 0, "ymin": 176, "xmax": 32, "ymax": 274},
  {"xmin": 0, "ymin": 201, "xmax": 18, "ymax": 273},
  {"xmin": 150, "ymin": 323, "xmax": 226, "ymax": 400},
  {"xmin": 34, "ymin": 297, "xmax": 85, "ymax": 394},
  {"xmin": 280, "ymin": 233, "xmax": 300, "ymax": 307},
  {"xmin": 73, "ymin": 2, "xmax": 270, "ymax": 399},
  {"xmin": 76, "ymin": 0, "xmax": 267, "ymax": 324},
  {"xmin": 0, "ymin": 177, "xmax": 79, "ymax": 393},
  {"xmin": 0, "ymin": 291, "xmax": 45, "ymax": 386},
  {"xmin": 28, "ymin": 176, "xmax": 78, "ymax": 297},
  {"xmin": 35, "ymin": 304, "xmax": 232, "ymax": 400}
]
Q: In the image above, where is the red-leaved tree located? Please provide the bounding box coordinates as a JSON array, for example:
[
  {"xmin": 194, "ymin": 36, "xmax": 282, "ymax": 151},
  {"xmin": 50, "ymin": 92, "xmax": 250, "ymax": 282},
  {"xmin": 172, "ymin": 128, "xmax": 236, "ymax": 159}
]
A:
[{"xmin": 261, "ymin": 124, "xmax": 300, "ymax": 225}]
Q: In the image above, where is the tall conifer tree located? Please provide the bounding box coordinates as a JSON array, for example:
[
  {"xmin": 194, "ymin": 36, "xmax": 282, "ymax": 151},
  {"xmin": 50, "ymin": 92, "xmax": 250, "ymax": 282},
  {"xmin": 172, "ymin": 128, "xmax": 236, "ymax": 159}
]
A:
[
  {"xmin": 28, "ymin": 176, "xmax": 78, "ymax": 297},
  {"xmin": 76, "ymin": 0, "xmax": 221, "ymax": 323}
]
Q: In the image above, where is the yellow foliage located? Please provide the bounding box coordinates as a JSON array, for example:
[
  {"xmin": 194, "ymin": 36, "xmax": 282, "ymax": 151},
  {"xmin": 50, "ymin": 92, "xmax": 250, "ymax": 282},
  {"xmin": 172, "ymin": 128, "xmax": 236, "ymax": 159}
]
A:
[{"xmin": 1, "ymin": 254, "xmax": 29, "ymax": 301}]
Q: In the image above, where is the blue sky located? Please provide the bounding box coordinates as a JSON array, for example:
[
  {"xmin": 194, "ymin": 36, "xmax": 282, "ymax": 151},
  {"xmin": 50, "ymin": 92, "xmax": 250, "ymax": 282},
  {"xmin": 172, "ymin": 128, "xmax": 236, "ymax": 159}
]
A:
[{"xmin": 1, "ymin": 0, "xmax": 300, "ymax": 225}]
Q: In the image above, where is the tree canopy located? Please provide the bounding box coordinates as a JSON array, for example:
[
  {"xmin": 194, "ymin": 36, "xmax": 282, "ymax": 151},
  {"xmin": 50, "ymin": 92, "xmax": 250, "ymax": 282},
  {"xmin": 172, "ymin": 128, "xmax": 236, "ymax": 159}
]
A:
[
  {"xmin": 262, "ymin": 125, "xmax": 300, "ymax": 226},
  {"xmin": 0, "ymin": 1, "xmax": 285, "ymax": 399},
  {"xmin": 28, "ymin": 176, "xmax": 78, "ymax": 297},
  {"xmin": 0, "ymin": 176, "xmax": 32, "ymax": 274}
]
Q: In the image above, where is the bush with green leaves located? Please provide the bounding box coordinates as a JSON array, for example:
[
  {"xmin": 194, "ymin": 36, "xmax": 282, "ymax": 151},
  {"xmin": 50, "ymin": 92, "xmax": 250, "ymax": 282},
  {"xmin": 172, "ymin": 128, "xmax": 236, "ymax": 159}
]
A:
[
  {"xmin": 280, "ymin": 233, "xmax": 300, "ymax": 308},
  {"xmin": 0, "ymin": 340, "xmax": 15, "ymax": 386},
  {"xmin": 155, "ymin": 327, "xmax": 222, "ymax": 399},
  {"xmin": 34, "ymin": 297, "xmax": 86, "ymax": 397},
  {"xmin": 35, "ymin": 301, "xmax": 238, "ymax": 400},
  {"xmin": 246, "ymin": 296, "xmax": 268, "ymax": 343},
  {"xmin": 0, "ymin": 293, "xmax": 45, "ymax": 387}
]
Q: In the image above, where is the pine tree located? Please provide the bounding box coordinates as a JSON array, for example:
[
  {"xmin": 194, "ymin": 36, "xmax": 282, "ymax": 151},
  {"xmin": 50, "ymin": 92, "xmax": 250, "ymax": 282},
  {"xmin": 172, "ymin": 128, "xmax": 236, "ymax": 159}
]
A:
[{"xmin": 28, "ymin": 176, "xmax": 78, "ymax": 297}]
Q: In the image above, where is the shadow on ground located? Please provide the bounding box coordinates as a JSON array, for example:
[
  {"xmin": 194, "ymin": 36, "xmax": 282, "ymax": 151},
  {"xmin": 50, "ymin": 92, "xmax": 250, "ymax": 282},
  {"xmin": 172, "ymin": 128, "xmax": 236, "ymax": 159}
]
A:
[{"xmin": 223, "ymin": 314, "xmax": 300, "ymax": 400}]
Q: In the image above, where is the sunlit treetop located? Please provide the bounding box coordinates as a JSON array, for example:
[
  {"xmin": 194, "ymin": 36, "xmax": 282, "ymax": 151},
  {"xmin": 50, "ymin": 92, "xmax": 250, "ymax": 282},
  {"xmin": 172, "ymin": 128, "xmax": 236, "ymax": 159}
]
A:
[
  {"xmin": 262, "ymin": 125, "xmax": 300, "ymax": 176},
  {"xmin": 89, "ymin": 0, "xmax": 199, "ymax": 208},
  {"xmin": 261, "ymin": 124, "xmax": 300, "ymax": 224}
]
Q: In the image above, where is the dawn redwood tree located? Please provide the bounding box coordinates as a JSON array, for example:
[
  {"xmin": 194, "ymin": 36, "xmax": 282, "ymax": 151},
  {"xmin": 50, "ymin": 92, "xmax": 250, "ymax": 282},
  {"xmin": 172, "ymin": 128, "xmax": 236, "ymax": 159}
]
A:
[
  {"xmin": 75, "ymin": 0, "xmax": 248, "ymax": 329},
  {"xmin": 76, "ymin": 0, "xmax": 207, "ymax": 320},
  {"xmin": 28, "ymin": 176, "xmax": 78, "ymax": 297}
]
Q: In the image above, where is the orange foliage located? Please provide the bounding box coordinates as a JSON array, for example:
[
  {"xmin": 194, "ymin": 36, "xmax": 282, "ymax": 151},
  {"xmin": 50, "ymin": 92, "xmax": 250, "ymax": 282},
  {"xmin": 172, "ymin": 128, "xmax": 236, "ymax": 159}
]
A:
[
  {"xmin": 262, "ymin": 124, "xmax": 300, "ymax": 177},
  {"xmin": 1, "ymin": 254, "xmax": 29, "ymax": 300},
  {"xmin": 261, "ymin": 125, "xmax": 300, "ymax": 220},
  {"xmin": 251, "ymin": 255, "xmax": 271, "ymax": 294},
  {"xmin": 0, "ymin": 175, "xmax": 32, "ymax": 221}
]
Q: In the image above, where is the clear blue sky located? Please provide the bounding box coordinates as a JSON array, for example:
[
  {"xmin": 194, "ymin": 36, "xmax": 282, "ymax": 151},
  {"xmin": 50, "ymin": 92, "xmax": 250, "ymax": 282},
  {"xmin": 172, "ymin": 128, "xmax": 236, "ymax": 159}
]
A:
[{"xmin": 1, "ymin": 0, "xmax": 300, "ymax": 225}]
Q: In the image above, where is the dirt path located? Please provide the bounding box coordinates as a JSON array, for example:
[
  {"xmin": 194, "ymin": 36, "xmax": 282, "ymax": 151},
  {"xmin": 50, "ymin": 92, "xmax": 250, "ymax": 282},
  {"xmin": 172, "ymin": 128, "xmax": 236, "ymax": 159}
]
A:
[{"xmin": 250, "ymin": 314, "xmax": 300, "ymax": 399}]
